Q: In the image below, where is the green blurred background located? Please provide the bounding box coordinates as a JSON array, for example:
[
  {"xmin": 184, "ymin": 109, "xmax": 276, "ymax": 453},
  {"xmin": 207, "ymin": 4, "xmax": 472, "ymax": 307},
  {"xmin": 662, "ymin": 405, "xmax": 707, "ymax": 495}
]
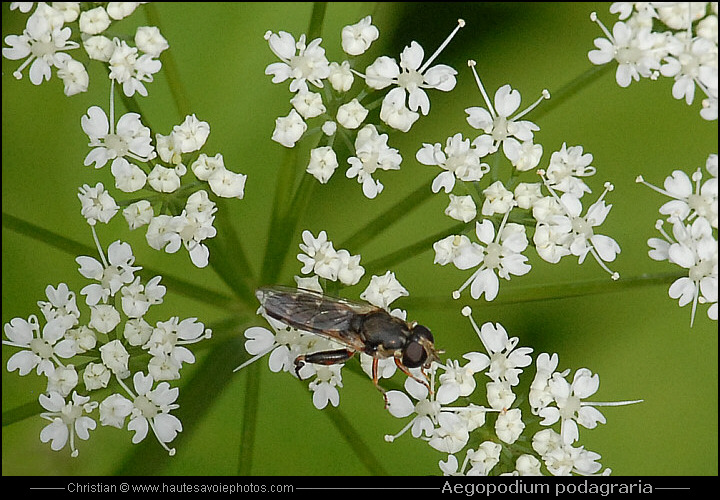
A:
[{"xmin": 2, "ymin": 2, "xmax": 717, "ymax": 476}]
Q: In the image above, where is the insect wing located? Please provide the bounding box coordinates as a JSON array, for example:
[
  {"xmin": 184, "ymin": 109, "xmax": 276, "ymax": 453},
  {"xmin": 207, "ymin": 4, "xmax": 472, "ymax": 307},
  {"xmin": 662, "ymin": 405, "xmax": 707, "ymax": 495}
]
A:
[{"xmin": 256, "ymin": 286, "xmax": 376, "ymax": 349}]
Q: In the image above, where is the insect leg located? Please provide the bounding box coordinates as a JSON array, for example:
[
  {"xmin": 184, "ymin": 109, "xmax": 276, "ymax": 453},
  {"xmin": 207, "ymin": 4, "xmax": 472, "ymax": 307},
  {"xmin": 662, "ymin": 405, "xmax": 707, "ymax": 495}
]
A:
[
  {"xmin": 294, "ymin": 349, "xmax": 355, "ymax": 378},
  {"xmin": 394, "ymin": 357, "xmax": 433, "ymax": 395},
  {"xmin": 370, "ymin": 357, "xmax": 390, "ymax": 409}
]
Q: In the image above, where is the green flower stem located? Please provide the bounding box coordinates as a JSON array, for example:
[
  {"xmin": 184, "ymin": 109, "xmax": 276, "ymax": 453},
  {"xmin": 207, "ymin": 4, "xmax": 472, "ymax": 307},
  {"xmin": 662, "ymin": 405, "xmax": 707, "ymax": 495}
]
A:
[
  {"xmin": 206, "ymin": 198, "xmax": 258, "ymax": 308},
  {"xmin": 2, "ymin": 212, "xmax": 239, "ymax": 312},
  {"xmin": 364, "ymin": 222, "xmax": 467, "ymax": 275},
  {"xmin": 144, "ymin": 3, "xmax": 192, "ymax": 119},
  {"xmin": 259, "ymin": 147, "xmax": 319, "ymax": 285},
  {"xmin": 340, "ymin": 182, "xmax": 435, "ymax": 251},
  {"xmin": 401, "ymin": 272, "xmax": 687, "ymax": 309},
  {"xmin": 532, "ymin": 63, "xmax": 614, "ymax": 121},
  {"xmin": 307, "ymin": 2, "xmax": 328, "ymax": 40},
  {"xmin": 321, "ymin": 406, "xmax": 390, "ymax": 475}
]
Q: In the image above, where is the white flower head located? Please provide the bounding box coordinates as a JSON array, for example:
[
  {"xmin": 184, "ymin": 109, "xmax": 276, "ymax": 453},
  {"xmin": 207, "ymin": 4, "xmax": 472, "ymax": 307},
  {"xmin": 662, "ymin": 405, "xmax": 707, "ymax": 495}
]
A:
[
  {"xmin": 588, "ymin": 14, "xmax": 664, "ymax": 87},
  {"xmin": 2, "ymin": 3, "xmax": 83, "ymax": 91},
  {"xmin": 341, "ymin": 16, "xmax": 379, "ymax": 56},
  {"xmin": 39, "ymin": 391, "xmax": 97, "ymax": 457},
  {"xmin": 363, "ymin": 19, "xmax": 464, "ymax": 131},
  {"xmin": 416, "ymin": 133, "xmax": 490, "ymax": 194},
  {"xmin": 451, "ymin": 217, "xmax": 531, "ymax": 301},
  {"xmin": 265, "ymin": 31, "xmax": 330, "ymax": 92},
  {"xmin": 360, "ymin": 271, "xmax": 408, "ymax": 309},
  {"xmin": 78, "ymin": 183, "xmax": 119, "ymax": 226},
  {"xmin": 346, "ymin": 124, "xmax": 402, "ymax": 199},
  {"xmin": 306, "ymin": 146, "xmax": 339, "ymax": 184},
  {"xmin": 465, "ymin": 61, "xmax": 549, "ymax": 160},
  {"xmin": 272, "ymin": 109, "xmax": 307, "ymax": 148},
  {"xmin": 81, "ymin": 105, "xmax": 154, "ymax": 169},
  {"xmin": 297, "ymin": 230, "xmax": 340, "ymax": 280}
]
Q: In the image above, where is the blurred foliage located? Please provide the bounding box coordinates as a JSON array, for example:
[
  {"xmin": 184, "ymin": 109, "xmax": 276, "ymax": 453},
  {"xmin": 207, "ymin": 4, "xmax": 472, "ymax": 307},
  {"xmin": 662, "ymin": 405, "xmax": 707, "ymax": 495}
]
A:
[{"xmin": 2, "ymin": 2, "xmax": 717, "ymax": 476}]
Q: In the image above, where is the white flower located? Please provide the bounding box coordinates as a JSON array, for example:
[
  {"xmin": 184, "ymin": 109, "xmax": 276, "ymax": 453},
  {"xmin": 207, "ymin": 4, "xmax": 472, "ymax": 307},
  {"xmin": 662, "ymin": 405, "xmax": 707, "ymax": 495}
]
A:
[
  {"xmin": 3, "ymin": 314, "xmax": 61, "ymax": 376},
  {"xmin": 436, "ymin": 358, "xmax": 485, "ymax": 405},
  {"xmin": 468, "ymin": 318, "xmax": 533, "ymax": 387},
  {"xmin": 505, "ymin": 139, "xmax": 543, "ymax": 172},
  {"xmin": 39, "ymin": 391, "xmax": 97, "ymax": 457},
  {"xmin": 535, "ymin": 365, "xmax": 643, "ymax": 445},
  {"xmin": 637, "ymin": 162, "xmax": 718, "ymax": 229},
  {"xmin": 360, "ymin": 271, "xmax": 408, "ymax": 309},
  {"xmin": 514, "ymin": 182, "xmax": 543, "ymax": 210},
  {"xmin": 79, "ymin": 7, "xmax": 110, "ymax": 35},
  {"xmin": 416, "ymin": 133, "xmax": 489, "ymax": 193},
  {"xmin": 308, "ymin": 365, "xmax": 343, "ymax": 409},
  {"xmin": 465, "ymin": 61, "xmax": 548, "ymax": 159},
  {"xmin": 533, "ymin": 429, "xmax": 604, "ymax": 476},
  {"xmin": 134, "ymin": 26, "xmax": 169, "ymax": 58},
  {"xmin": 663, "ymin": 217, "xmax": 718, "ymax": 326},
  {"xmin": 99, "ymin": 393, "xmax": 133, "ymax": 429},
  {"xmin": 336, "ymin": 98, "xmax": 369, "ymax": 129},
  {"xmin": 77, "ymin": 240, "xmax": 141, "ymax": 306},
  {"xmin": 306, "ymin": 146, "xmax": 339, "ymax": 184},
  {"xmin": 467, "ymin": 441, "xmax": 502, "ymax": 475},
  {"xmin": 538, "ymin": 177, "xmax": 621, "ymax": 278},
  {"xmin": 451, "ymin": 218, "xmax": 531, "ymax": 301},
  {"xmin": 290, "ymin": 88, "xmax": 326, "ymax": 119},
  {"xmin": 445, "ymin": 194, "xmax": 477, "ymax": 223},
  {"xmin": 108, "ymin": 38, "xmax": 162, "ymax": 97},
  {"xmin": 272, "ymin": 109, "xmax": 307, "ymax": 148},
  {"xmin": 84, "ymin": 362, "xmax": 111, "ymax": 391},
  {"xmin": 99, "ymin": 338, "xmax": 130, "ymax": 378},
  {"xmin": 147, "ymin": 165, "xmax": 181, "ymax": 193},
  {"xmin": 545, "ymin": 143, "xmax": 596, "ymax": 198},
  {"xmin": 126, "ymin": 372, "xmax": 182, "ymax": 455},
  {"xmin": 336, "ymin": 249, "xmax": 365, "ymax": 286},
  {"xmin": 328, "ymin": 60, "xmax": 354, "ymax": 92},
  {"xmin": 264, "ymin": 31, "xmax": 330, "ymax": 92},
  {"xmin": 481, "ymin": 181, "xmax": 515, "ymax": 216},
  {"xmin": 56, "ymin": 57, "xmax": 89, "ymax": 96},
  {"xmin": 81, "ymin": 106, "xmax": 154, "ymax": 169},
  {"xmin": 111, "ymin": 157, "xmax": 147, "ymax": 192},
  {"xmin": 588, "ymin": 14, "xmax": 664, "ymax": 87},
  {"xmin": 428, "ymin": 412, "xmax": 469, "ymax": 454},
  {"xmin": 78, "ymin": 183, "xmax": 119, "ymax": 226},
  {"xmin": 297, "ymin": 230, "xmax": 340, "ymax": 280},
  {"xmin": 2, "ymin": 3, "xmax": 82, "ymax": 89},
  {"xmin": 363, "ymin": 20, "xmax": 463, "ymax": 131},
  {"xmin": 341, "ymin": 16, "xmax": 379, "ymax": 56},
  {"xmin": 172, "ymin": 114, "xmax": 210, "ymax": 153},
  {"xmin": 433, "ymin": 234, "xmax": 474, "ymax": 266},
  {"xmin": 346, "ymin": 124, "xmax": 402, "ymax": 199}
]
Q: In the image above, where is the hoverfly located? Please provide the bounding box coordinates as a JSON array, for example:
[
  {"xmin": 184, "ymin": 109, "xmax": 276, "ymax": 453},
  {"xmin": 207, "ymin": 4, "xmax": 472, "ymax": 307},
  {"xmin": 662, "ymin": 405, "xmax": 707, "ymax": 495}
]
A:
[{"xmin": 256, "ymin": 286, "xmax": 441, "ymax": 405}]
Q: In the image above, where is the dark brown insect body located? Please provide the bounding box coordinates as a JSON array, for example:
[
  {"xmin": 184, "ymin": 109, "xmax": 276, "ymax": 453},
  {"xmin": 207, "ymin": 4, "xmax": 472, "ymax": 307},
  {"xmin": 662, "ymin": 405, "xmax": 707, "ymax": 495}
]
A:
[{"xmin": 256, "ymin": 286, "xmax": 441, "ymax": 404}]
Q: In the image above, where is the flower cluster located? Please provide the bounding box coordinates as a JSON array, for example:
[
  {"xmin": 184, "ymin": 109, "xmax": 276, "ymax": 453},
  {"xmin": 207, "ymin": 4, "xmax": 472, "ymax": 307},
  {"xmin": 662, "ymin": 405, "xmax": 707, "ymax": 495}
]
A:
[
  {"xmin": 236, "ymin": 229, "xmax": 419, "ymax": 410},
  {"xmin": 638, "ymin": 153, "xmax": 718, "ymax": 326},
  {"xmin": 588, "ymin": 3, "xmax": 718, "ymax": 121},
  {"xmin": 383, "ymin": 307, "xmax": 642, "ymax": 476},
  {"xmin": 79, "ymin": 92, "xmax": 247, "ymax": 268},
  {"xmin": 265, "ymin": 15, "xmax": 464, "ymax": 198},
  {"xmin": 429, "ymin": 61, "xmax": 621, "ymax": 302},
  {"xmin": 2, "ymin": 237, "xmax": 212, "ymax": 457},
  {"xmin": 3, "ymin": 2, "xmax": 167, "ymax": 97}
]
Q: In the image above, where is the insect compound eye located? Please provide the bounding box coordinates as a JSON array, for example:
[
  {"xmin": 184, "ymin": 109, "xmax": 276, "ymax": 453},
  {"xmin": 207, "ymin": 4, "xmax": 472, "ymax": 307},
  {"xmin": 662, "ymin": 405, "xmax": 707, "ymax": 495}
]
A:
[
  {"xmin": 402, "ymin": 341, "xmax": 427, "ymax": 368},
  {"xmin": 411, "ymin": 324, "xmax": 434, "ymax": 343}
]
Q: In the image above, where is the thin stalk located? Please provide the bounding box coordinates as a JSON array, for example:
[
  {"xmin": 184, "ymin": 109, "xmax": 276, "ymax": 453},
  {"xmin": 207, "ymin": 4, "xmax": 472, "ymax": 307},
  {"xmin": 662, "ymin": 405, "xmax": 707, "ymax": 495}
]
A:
[
  {"xmin": 2, "ymin": 212, "xmax": 238, "ymax": 312},
  {"xmin": 340, "ymin": 182, "xmax": 434, "ymax": 251},
  {"xmin": 363, "ymin": 222, "xmax": 467, "ymax": 275},
  {"xmin": 532, "ymin": 63, "xmax": 614, "ymax": 121},
  {"xmin": 144, "ymin": 3, "xmax": 192, "ymax": 119},
  {"xmin": 401, "ymin": 272, "xmax": 687, "ymax": 309}
]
